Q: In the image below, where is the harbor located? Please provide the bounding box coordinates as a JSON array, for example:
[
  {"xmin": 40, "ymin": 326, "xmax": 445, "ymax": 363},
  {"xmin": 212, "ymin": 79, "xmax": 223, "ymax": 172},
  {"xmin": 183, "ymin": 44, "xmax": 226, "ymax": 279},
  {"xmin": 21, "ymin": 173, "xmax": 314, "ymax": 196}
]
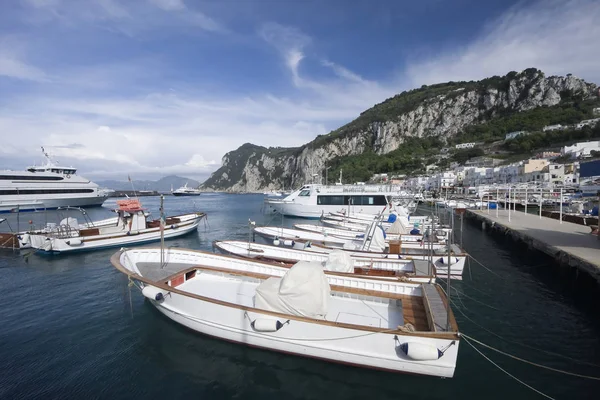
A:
[
  {"xmin": 3, "ymin": 0, "xmax": 600, "ymax": 397},
  {"xmin": 467, "ymin": 209, "xmax": 600, "ymax": 281},
  {"xmin": 1, "ymin": 193, "xmax": 600, "ymax": 399}
]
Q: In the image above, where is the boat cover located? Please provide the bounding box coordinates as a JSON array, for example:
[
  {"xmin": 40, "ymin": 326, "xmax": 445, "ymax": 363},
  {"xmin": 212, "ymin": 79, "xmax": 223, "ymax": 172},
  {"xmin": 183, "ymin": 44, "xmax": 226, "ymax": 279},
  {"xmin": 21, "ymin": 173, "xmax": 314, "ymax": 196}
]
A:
[
  {"xmin": 254, "ymin": 261, "xmax": 330, "ymax": 318},
  {"xmin": 323, "ymin": 251, "xmax": 354, "ymax": 273},
  {"xmin": 386, "ymin": 219, "xmax": 407, "ymax": 235},
  {"xmin": 366, "ymin": 225, "xmax": 386, "ymax": 252}
]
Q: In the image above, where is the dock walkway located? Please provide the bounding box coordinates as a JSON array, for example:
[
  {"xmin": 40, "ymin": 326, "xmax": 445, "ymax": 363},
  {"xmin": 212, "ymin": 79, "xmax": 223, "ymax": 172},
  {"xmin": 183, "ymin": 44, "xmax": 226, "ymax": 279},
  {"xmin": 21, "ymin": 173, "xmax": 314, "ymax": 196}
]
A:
[{"xmin": 467, "ymin": 210, "xmax": 600, "ymax": 281}]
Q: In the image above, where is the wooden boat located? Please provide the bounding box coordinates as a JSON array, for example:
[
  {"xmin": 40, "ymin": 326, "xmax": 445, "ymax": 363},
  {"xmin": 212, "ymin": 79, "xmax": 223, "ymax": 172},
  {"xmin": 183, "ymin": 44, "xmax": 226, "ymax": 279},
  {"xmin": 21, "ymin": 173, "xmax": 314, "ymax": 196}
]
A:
[
  {"xmin": 214, "ymin": 240, "xmax": 465, "ymax": 280},
  {"xmin": 111, "ymin": 247, "xmax": 460, "ymax": 377},
  {"xmin": 23, "ymin": 199, "xmax": 205, "ymax": 253},
  {"xmin": 293, "ymin": 223, "xmax": 447, "ymax": 244},
  {"xmin": 253, "ymin": 226, "xmax": 448, "ymax": 253}
]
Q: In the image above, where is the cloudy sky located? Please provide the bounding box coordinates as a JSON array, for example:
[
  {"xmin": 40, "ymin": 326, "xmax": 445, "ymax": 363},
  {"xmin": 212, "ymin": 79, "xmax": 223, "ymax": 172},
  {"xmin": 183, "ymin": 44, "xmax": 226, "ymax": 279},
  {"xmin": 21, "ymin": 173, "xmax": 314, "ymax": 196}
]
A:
[{"xmin": 1, "ymin": 0, "xmax": 599, "ymax": 182}]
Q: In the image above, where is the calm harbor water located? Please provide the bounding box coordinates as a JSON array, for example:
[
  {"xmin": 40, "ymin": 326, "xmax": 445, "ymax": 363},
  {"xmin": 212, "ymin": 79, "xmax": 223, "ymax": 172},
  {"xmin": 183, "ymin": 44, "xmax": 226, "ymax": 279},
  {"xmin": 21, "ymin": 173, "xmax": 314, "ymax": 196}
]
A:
[{"xmin": 1, "ymin": 194, "xmax": 599, "ymax": 399}]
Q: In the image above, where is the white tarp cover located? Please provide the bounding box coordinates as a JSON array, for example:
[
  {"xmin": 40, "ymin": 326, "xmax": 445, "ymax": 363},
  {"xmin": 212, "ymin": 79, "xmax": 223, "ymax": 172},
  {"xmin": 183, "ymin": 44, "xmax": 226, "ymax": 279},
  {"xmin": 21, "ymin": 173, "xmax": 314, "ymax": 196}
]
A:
[
  {"xmin": 366, "ymin": 225, "xmax": 387, "ymax": 252},
  {"xmin": 323, "ymin": 251, "xmax": 354, "ymax": 273},
  {"xmin": 386, "ymin": 219, "xmax": 407, "ymax": 235},
  {"xmin": 254, "ymin": 261, "xmax": 330, "ymax": 318}
]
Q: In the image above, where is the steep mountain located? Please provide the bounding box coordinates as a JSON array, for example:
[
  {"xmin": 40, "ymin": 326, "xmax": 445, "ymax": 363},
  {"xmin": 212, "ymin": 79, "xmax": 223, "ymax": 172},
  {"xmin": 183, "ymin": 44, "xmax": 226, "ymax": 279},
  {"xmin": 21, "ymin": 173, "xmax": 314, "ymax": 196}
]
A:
[
  {"xmin": 97, "ymin": 175, "xmax": 200, "ymax": 192},
  {"xmin": 202, "ymin": 69, "xmax": 599, "ymax": 191}
]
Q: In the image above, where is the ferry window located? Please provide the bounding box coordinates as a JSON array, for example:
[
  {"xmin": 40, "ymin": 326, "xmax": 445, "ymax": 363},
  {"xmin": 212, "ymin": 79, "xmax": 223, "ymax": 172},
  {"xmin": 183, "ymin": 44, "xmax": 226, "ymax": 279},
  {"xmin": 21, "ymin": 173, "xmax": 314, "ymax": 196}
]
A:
[
  {"xmin": 0, "ymin": 175, "xmax": 63, "ymax": 181},
  {"xmin": 365, "ymin": 196, "xmax": 374, "ymax": 205},
  {"xmin": 299, "ymin": 190, "xmax": 311, "ymax": 196},
  {"xmin": 317, "ymin": 195, "xmax": 344, "ymax": 205},
  {"xmin": 0, "ymin": 189, "xmax": 94, "ymax": 195}
]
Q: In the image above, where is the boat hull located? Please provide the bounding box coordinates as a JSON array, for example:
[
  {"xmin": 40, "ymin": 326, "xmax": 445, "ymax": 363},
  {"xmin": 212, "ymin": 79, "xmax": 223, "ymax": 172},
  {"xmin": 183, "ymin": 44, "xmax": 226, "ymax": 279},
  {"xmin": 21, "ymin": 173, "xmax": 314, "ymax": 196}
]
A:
[
  {"xmin": 28, "ymin": 214, "xmax": 202, "ymax": 253},
  {"xmin": 0, "ymin": 195, "xmax": 107, "ymax": 213},
  {"xmin": 150, "ymin": 295, "xmax": 457, "ymax": 378}
]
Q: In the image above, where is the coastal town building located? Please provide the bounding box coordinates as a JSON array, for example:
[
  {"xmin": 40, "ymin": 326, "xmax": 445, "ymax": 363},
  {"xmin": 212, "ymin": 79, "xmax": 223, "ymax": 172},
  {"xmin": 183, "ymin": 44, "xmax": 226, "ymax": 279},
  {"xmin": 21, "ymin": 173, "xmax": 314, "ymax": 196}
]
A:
[
  {"xmin": 455, "ymin": 142, "xmax": 476, "ymax": 149},
  {"xmin": 543, "ymin": 124, "xmax": 564, "ymax": 132},
  {"xmin": 575, "ymin": 118, "xmax": 600, "ymax": 129},
  {"xmin": 562, "ymin": 141, "xmax": 600, "ymax": 159},
  {"xmin": 536, "ymin": 151, "xmax": 561, "ymax": 159},
  {"xmin": 505, "ymin": 130, "xmax": 528, "ymax": 140}
]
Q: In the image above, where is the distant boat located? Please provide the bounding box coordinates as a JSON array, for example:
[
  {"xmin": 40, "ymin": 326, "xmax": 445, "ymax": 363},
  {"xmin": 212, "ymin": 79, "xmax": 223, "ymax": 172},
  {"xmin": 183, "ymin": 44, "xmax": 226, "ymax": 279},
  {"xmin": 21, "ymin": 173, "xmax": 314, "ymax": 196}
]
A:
[{"xmin": 171, "ymin": 182, "xmax": 201, "ymax": 196}]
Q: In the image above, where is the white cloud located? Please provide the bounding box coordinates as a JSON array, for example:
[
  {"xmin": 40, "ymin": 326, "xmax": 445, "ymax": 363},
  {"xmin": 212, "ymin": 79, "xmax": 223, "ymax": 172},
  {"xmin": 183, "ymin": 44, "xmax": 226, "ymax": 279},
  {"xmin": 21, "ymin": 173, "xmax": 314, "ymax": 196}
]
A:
[
  {"xmin": 148, "ymin": 0, "xmax": 186, "ymax": 11},
  {"xmin": 405, "ymin": 0, "xmax": 600, "ymax": 86},
  {"xmin": 3, "ymin": 0, "xmax": 600, "ymax": 184},
  {"xmin": 0, "ymin": 55, "xmax": 48, "ymax": 82}
]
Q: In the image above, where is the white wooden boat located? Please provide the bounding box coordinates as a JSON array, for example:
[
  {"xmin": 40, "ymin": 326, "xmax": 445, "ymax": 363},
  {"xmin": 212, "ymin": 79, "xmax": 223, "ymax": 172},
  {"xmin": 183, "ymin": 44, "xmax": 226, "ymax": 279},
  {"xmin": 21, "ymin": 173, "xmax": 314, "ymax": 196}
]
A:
[
  {"xmin": 213, "ymin": 240, "xmax": 466, "ymax": 280},
  {"xmin": 253, "ymin": 226, "xmax": 448, "ymax": 253},
  {"xmin": 111, "ymin": 247, "xmax": 460, "ymax": 377},
  {"xmin": 294, "ymin": 223, "xmax": 446, "ymax": 244},
  {"xmin": 23, "ymin": 199, "xmax": 205, "ymax": 253}
]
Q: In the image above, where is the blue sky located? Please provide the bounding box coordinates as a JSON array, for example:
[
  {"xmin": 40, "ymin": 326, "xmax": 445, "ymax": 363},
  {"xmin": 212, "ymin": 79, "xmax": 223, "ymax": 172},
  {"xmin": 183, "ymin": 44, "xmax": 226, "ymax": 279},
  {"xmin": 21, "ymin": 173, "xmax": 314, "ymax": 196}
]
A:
[{"xmin": 1, "ymin": 0, "xmax": 599, "ymax": 182}]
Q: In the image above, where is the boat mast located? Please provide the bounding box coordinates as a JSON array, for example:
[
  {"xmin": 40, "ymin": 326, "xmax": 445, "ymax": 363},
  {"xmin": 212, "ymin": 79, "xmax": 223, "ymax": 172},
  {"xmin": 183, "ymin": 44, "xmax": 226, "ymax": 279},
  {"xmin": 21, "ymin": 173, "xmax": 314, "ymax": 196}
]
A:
[{"xmin": 160, "ymin": 195, "xmax": 165, "ymax": 268}]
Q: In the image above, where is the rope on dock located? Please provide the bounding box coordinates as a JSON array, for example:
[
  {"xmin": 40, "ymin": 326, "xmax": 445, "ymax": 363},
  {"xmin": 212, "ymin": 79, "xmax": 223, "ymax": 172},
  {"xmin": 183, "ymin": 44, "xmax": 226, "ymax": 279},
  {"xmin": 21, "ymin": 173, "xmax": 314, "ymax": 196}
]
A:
[
  {"xmin": 462, "ymin": 335, "xmax": 556, "ymax": 400},
  {"xmin": 462, "ymin": 333, "xmax": 600, "ymax": 381}
]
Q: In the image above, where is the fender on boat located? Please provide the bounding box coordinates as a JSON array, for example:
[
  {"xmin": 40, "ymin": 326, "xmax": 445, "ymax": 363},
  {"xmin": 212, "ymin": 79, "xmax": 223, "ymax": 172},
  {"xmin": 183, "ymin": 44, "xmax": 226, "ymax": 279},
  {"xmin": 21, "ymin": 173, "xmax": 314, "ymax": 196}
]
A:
[
  {"xmin": 399, "ymin": 342, "xmax": 443, "ymax": 360},
  {"xmin": 42, "ymin": 239, "xmax": 53, "ymax": 252},
  {"xmin": 142, "ymin": 285, "xmax": 166, "ymax": 302},
  {"xmin": 20, "ymin": 233, "xmax": 30, "ymax": 247},
  {"xmin": 251, "ymin": 319, "xmax": 285, "ymax": 332},
  {"xmin": 65, "ymin": 238, "xmax": 82, "ymax": 246}
]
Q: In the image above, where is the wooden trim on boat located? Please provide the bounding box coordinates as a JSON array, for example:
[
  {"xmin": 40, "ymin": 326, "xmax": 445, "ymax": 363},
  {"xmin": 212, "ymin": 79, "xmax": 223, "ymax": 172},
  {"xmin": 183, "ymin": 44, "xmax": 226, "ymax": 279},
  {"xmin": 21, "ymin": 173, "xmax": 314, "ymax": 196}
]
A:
[
  {"xmin": 80, "ymin": 216, "xmax": 201, "ymax": 243},
  {"xmin": 110, "ymin": 250, "xmax": 458, "ymax": 339},
  {"xmin": 435, "ymin": 284, "xmax": 459, "ymax": 332}
]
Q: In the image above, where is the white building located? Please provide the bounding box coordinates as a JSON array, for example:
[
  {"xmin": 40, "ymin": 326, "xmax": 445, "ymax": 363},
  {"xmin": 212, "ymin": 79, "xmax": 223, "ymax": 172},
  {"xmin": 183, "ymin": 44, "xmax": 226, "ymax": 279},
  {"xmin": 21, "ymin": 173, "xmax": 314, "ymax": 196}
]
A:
[
  {"xmin": 438, "ymin": 172, "xmax": 456, "ymax": 189},
  {"xmin": 562, "ymin": 141, "xmax": 600, "ymax": 159},
  {"xmin": 543, "ymin": 124, "xmax": 564, "ymax": 132},
  {"xmin": 505, "ymin": 131, "xmax": 527, "ymax": 140},
  {"xmin": 548, "ymin": 164, "xmax": 565, "ymax": 186},
  {"xmin": 455, "ymin": 142, "xmax": 476, "ymax": 149},
  {"xmin": 575, "ymin": 118, "xmax": 600, "ymax": 129}
]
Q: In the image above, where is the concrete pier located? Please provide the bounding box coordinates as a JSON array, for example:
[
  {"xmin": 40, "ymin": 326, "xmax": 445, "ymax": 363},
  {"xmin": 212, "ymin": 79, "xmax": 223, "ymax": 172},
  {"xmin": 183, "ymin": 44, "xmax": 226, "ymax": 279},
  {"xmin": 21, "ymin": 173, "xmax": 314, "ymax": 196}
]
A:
[{"xmin": 466, "ymin": 209, "xmax": 600, "ymax": 282}]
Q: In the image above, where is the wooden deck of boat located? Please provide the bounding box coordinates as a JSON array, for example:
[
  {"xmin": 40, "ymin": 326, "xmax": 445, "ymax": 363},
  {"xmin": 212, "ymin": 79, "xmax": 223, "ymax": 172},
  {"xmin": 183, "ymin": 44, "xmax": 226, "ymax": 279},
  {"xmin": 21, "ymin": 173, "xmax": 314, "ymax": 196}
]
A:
[
  {"xmin": 136, "ymin": 262, "xmax": 193, "ymax": 282},
  {"xmin": 422, "ymin": 284, "xmax": 452, "ymax": 332},
  {"xmin": 413, "ymin": 259, "xmax": 433, "ymax": 276},
  {"xmin": 467, "ymin": 210, "xmax": 600, "ymax": 282}
]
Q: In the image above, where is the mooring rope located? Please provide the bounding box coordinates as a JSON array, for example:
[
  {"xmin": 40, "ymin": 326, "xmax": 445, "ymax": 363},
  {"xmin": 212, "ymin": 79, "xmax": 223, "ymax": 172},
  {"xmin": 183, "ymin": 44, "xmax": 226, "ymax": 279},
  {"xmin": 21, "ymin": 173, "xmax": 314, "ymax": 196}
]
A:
[
  {"xmin": 461, "ymin": 333, "xmax": 600, "ymax": 380},
  {"xmin": 462, "ymin": 335, "xmax": 556, "ymax": 400}
]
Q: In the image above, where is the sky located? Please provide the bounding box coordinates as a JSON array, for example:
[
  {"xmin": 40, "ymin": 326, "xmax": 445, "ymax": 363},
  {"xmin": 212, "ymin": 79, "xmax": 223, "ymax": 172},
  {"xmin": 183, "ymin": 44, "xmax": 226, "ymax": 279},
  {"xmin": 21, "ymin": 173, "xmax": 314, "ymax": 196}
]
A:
[{"xmin": 1, "ymin": 0, "xmax": 599, "ymax": 182}]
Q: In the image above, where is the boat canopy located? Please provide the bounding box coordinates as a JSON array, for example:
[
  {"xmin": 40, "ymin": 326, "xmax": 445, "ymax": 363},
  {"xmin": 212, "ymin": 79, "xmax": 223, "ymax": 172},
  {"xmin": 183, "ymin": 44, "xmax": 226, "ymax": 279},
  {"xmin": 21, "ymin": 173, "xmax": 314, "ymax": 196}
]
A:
[{"xmin": 254, "ymin": 261, "xmax": 330, "ymax": 318}]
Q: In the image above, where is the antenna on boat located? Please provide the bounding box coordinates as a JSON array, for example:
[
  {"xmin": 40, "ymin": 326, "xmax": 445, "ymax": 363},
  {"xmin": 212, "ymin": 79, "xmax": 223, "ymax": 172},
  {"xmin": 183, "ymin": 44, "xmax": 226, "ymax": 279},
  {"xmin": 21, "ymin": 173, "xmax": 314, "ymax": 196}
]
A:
[{"xmin": 160, "ymin": 194, "xmax": 165, "ymax": 268}]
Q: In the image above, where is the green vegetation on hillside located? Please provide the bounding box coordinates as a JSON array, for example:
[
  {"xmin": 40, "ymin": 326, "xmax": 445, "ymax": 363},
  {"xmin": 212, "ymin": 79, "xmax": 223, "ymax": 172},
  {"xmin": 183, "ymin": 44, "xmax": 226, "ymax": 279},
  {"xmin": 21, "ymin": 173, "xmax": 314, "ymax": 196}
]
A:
[
  {"xmin": 327, "ymin": 137, "xmax": 443, "ymax": 183},
  {"xmin": 309, "ymin": 69, "xmax": 545, "ymax": 150},
  {"xmin": 451, "ymin": 98, "xmax": 600, "ymax": 144},
  {"xmin": 503, "ymin": 124, "xmax": 600, "ymax": 153}
]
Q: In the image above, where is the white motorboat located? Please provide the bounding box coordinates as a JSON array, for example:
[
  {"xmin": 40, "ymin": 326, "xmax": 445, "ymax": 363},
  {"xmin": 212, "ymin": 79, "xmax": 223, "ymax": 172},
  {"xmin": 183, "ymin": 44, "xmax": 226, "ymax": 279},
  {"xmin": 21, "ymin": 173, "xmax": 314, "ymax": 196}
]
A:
[
  {"xmin": 171, "ymin": 183, "xmax": 201, "ymax": 197},
  {"xmin": 22, "ymin": 199, "xmax": 205, "ymax": 253},
  {"xmin": 0, "ymin": 147, "xmax": 108, "ymax": 213},
  {"xmin": 265, "ymin": 184, "xmax": 404, "ymax": 219},
  {"xmin": 214, "ymin": 240, "xmax": 464, "ymax": 279},
  {"xmin": 111, "ymin": 247, "xmax": 460, "ymax": 377}
]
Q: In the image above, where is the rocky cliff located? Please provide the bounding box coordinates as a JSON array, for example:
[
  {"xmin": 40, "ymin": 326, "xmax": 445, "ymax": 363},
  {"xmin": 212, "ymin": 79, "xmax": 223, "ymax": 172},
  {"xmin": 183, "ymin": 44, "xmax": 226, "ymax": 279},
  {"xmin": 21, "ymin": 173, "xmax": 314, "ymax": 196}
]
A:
[{"xmin": 202, "ymin": 69, "xmax": 599, "ymax": 191}]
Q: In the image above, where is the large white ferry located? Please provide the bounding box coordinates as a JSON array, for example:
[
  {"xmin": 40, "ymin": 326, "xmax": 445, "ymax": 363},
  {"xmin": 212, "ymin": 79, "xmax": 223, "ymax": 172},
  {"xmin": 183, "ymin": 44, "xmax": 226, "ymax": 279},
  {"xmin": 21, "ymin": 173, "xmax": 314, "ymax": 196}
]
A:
[
  {"xmin": 265, "ymin": 183, "xmax": 405, "ymax": 219},
  {"xmin": 0, "ymin": 149, "xmax": 109, "ymax": 213}
]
